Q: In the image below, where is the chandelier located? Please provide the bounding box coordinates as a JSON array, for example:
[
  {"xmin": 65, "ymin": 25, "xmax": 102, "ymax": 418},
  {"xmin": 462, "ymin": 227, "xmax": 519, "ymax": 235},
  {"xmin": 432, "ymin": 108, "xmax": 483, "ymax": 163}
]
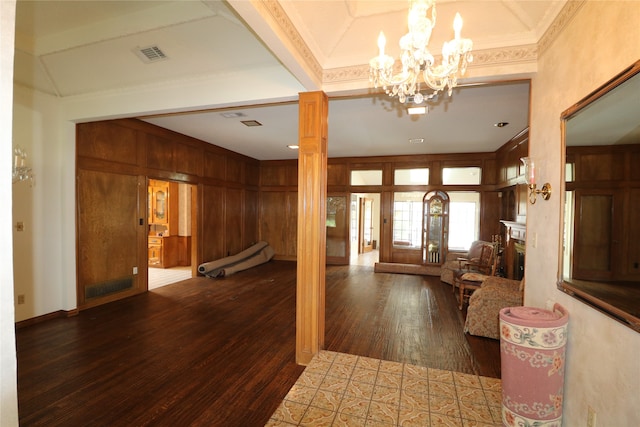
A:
[{"xmin": 369, "ymin": 0, "xmax": 473, "ymax": 104}]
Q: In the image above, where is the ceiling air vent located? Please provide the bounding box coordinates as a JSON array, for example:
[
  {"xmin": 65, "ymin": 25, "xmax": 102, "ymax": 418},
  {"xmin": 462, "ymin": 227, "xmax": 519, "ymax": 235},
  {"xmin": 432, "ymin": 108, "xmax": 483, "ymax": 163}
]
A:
[{"xmin": 134, "ymin": 45, "xmax": 168, "ymax": 64}]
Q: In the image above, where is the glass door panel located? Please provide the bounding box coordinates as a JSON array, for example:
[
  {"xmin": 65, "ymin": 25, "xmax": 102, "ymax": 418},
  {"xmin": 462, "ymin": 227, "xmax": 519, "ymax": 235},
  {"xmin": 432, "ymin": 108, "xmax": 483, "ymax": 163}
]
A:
[{"xmin": 326, "ymin": 194, "xmax": 349, "ymax": 265}]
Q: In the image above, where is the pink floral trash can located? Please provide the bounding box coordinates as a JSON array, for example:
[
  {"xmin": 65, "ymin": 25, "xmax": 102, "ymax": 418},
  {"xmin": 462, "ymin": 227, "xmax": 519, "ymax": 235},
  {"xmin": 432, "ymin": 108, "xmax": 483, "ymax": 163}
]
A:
[{"xmin": 499, "ymin": 304, "xmax": 569, "ymax": 427}]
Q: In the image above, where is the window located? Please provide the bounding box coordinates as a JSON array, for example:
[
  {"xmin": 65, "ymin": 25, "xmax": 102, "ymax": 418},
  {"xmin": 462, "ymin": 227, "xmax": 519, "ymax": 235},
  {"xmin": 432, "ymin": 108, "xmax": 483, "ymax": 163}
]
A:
[
  {"xmin": 351, "ymin": 170, "xmax": 382, "ymax": 186},
  {"xmin": 447, "ymin": 192, "xmax": 480, "ymax": 250},
  {"xmin": 565, "ymin": 162, "xmax": 575, "ymax": 182},
  {"xmin": 442, "ymin": 167, "xmax": 481, "ymax": 185},
  {"xmin": 394, "ymin": 168, "xmax": 429, "ymax": 185},
  {"xmin": 392, "ymin": 192, "xmax": 424, "ymax": 248}
]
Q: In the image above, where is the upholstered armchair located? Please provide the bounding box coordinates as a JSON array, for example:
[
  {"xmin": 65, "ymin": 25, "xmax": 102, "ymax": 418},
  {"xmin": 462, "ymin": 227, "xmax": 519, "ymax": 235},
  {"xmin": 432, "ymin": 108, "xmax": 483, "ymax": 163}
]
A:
[
  {"xmin": 440, "ymin": 240, "xmax": 490, "ymax": 285},
  {"xmin": 464, "ymin": 276, "xmax": 524, "ymax": 340}
]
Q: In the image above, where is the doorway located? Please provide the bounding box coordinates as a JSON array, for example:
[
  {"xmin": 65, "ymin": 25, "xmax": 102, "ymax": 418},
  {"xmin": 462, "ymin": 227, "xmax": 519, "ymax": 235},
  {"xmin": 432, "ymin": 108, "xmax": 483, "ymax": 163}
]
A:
[
  {"xmin": 148, "ymin": 179, "xmax": 197, "ymax": 289},
  {"xmin": 350, "ymin": 193, "xmax": 380, "ymax": 266}
]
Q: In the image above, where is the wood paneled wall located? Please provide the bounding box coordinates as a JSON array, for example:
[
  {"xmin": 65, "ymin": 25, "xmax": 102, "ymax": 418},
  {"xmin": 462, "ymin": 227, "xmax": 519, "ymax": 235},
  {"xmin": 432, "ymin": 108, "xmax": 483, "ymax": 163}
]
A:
[
  {"xmin": 259, "ymin": 160, "xmax": 299, "ymax": 260},
  {"xmin": 567, "ymin": 143, "xmax": 640, "ymax": 280},
  {"xmin": 76, "ymin": 119, "xmax": 259, "ymax": 309},
  {"xmin": 259, "ymin": 150, "xmax": 509, "ymax": 264},
  {"xmin": 495, "ymin": 128, "xmax": 529, "ymax": 223}
]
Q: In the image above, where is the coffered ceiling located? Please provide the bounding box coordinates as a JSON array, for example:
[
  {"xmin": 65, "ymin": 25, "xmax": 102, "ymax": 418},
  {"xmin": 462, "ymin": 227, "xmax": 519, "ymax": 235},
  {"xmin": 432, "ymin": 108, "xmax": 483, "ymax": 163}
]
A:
[{"xmin": 13, "ymin": 0, "xmax": 571, "ymax": 160}]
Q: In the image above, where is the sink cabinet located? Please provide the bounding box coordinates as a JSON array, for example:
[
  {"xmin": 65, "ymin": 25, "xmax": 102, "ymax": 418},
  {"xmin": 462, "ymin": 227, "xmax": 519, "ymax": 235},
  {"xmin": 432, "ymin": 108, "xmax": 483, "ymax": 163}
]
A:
[{"xmin": 148, "ymin": 235, "xmax": 178, "ymax": 268}]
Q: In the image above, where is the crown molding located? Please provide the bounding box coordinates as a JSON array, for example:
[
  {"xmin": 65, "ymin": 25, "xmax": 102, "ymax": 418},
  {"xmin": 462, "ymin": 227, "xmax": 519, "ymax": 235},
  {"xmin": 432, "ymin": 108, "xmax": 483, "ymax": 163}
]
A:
[
  {"xmin": 323, "ymin": 44, "xmax": 539, "ymax": 85},
  {"xmin": 471, "ymin": 45, "xmax": 538, "ymax": 67},
  {"xmin": 256, "ymin": 0, "xmax": 323, "ymax": 86},
  {"xmin": 538, "ymin": 0, "xmax": 586, "ymax": 57}
]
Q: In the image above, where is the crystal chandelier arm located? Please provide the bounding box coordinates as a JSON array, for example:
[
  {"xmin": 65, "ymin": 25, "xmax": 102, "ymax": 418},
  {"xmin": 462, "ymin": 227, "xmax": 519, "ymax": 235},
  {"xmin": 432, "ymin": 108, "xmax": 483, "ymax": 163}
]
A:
[{"xmin": 421, "ymin": 65, "xmax": 452, "ymax": 92}]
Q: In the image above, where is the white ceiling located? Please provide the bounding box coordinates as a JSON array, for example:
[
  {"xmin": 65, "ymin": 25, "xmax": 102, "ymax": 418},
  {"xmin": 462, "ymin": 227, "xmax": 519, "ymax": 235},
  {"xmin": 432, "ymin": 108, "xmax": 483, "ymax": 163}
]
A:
[{"xmin": 13, "ymin": 1, "xmax": 568, "ymax": 160}]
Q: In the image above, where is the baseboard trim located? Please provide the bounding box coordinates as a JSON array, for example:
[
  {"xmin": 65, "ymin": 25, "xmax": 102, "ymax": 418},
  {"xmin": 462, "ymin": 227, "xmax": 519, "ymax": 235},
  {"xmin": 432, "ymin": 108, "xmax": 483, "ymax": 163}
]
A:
[
  {"xmin": 273, "ymin": 255, "xmax": 296, "ymax": 262},
  {"xmin": 16, "ymin": 309, "xmax": 79, "ymax": 329}
]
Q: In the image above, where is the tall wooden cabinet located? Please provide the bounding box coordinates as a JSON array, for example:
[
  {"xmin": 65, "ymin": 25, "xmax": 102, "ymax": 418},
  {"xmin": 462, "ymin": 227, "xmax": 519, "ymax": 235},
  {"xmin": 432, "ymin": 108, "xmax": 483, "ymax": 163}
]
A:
[
  {"xmin": 148, "ymin": 179, "xmax": 179, "ymax": 268},
  {"xmin": 149, "ymin": 181, "xmax": 169, "ymax": 225}
]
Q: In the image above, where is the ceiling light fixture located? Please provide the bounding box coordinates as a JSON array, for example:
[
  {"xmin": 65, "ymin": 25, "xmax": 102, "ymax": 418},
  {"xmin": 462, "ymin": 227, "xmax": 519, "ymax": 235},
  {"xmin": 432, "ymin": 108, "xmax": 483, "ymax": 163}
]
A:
[
  {"xmin": 287, "ymin": 145, "xmax": 299, "ymax": 150},
  {"xmin": 409, "ymin": 138, "xmax": 425, "ymax": 144},
  {"xmin": 369, "ymin": 0, "xmax": 473, "ymax": 105},
  {"xmin": 408, "ymin": 106, "xmax": 427, "ymax": 115},
  {"xmin": 494, "ymin": 122, "xmax": 509, "ymax": 127},
  {"xmin": 221, "ymin": 112, "xmax": 246, "ymax": 118}
]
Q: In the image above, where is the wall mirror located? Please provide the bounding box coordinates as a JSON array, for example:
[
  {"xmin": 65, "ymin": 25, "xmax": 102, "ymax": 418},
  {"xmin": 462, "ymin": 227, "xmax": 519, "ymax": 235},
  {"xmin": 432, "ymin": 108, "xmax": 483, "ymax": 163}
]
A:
[{"xmin": 560, "ymin": 59, "xmax": 640, "ymax": 332}]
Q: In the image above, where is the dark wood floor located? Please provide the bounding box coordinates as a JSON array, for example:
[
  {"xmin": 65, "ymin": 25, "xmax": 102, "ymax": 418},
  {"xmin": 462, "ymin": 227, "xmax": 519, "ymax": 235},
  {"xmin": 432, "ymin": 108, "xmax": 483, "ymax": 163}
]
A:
[{"xmin": 16, "ymin": 261, "xmax": 500, "ymax": 427}]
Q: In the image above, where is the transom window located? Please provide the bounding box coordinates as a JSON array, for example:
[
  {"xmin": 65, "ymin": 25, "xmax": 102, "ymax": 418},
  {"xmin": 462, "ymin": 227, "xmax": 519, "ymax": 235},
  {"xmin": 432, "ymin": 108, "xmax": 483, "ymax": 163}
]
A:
[
  {"xmin": 442, "ymin": 167, "xmax": 481, "ymax": 185},
  {"xmin": 351, "ymin": 170, "xmax": 382, "ymax": 186},
  {"xmin": 394, "ymin": 168, "xmax": 429, "ymax": 185}
]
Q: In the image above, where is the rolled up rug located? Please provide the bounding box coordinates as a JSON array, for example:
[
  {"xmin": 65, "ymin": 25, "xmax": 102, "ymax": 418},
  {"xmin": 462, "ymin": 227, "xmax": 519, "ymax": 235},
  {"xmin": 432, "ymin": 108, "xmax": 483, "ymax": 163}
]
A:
[
  {"xmin": 198, "ymin": 241, "xmax": 269, "ymax": 276},
  {"xmin": 221, "ymin": 245, "xmax": 275, "ymax": 277},
  {"xmin": 499, "ymin": 304, "xmax": 569, "ymax": 427}
]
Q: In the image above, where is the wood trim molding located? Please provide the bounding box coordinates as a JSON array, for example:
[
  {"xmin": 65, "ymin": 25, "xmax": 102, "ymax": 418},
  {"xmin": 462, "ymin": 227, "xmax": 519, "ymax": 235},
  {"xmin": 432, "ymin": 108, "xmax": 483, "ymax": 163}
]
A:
[{"xmin": 15, "ymin": 309, "xmax": 79, "ymax": 329}]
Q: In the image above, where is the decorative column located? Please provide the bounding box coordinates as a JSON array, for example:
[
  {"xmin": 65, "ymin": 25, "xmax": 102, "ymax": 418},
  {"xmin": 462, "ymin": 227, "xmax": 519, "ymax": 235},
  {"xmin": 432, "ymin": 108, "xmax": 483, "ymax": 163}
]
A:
[{"xmin": 296, "ymin": 91, "xmax": 328, "ymax": 365}]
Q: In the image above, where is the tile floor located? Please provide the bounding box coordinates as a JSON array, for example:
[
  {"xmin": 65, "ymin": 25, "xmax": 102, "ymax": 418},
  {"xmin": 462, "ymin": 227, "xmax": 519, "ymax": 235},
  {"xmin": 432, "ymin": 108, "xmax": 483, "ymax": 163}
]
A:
[
  {"xmin": 148, "ymin": 266, "xmax": 192, "ymax": 290},
  {"xmin": 265, "ymin": 351, "xmax": 502, "ymax": 427}
]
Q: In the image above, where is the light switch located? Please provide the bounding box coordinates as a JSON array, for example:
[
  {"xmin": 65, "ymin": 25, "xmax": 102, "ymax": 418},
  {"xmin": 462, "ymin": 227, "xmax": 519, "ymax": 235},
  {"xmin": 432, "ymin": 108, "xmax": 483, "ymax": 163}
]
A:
[{"xmin": 16, "ymin": 222, "xmax": 24, "ymax": 232}]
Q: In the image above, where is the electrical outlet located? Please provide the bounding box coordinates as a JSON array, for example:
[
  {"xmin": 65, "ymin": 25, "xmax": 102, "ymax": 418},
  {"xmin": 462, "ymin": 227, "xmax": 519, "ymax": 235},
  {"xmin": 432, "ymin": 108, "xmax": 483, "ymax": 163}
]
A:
[
  {"xmin": 133, "ymin": 266, "xmax": 138, "ymax": 275},
  {"xmin": 587, "ymin": 405, "xmax": 596, "ymax": 427},
  {"xmin": 17, "ymin": 295, "xmax": 25, "ymax": 305}
]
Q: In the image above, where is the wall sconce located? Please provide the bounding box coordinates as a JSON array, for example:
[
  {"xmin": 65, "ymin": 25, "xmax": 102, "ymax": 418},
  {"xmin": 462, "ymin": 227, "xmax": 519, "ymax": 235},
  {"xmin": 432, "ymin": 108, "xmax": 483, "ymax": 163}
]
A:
[
  {"xmin": 13, "ymin": 146, "xmax": 34, "ymax": 185},
  {"xmin": 520, "ymin": 157, "xmax": 551, "ymax": 204}
]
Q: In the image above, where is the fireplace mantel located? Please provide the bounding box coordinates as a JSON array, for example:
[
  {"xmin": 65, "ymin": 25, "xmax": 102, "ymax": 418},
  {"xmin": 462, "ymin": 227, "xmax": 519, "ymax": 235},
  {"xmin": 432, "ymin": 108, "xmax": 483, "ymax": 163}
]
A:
[
  {"xmin": 500, "ymin": 220, "xmax": 526, "ymax": 279},
  {"xmin": 500, "ymin": 220, "xmax": 526, "ymax": 242}
]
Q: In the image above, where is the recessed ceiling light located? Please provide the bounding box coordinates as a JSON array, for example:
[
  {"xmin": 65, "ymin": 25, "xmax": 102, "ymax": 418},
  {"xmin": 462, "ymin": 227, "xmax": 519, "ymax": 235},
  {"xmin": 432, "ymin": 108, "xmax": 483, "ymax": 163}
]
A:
[
  {"xmin": 409, "ymin": 138, "xmax": 425, "ymax": 144},
  {"xmin": 408, "ymin": 106, "xmax": 427, "ymax": 115},
  {"xmin": 287, "ymin": 145, "xmax": 299, "ymax": 150},
  {"xmin": 494, "ymin": 122, "xmax": 509, "ymax": 127},
  {"xmin": 241, "ymin": 120, "xmax": 262, "ymax": 127}
]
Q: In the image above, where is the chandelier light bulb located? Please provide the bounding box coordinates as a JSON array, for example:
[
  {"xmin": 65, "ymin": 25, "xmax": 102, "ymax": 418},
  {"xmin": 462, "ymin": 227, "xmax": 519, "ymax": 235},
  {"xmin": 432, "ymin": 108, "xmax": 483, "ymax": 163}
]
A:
[
  {"xmin": 407, "ymin": 6, "xmax": 419, "ymax": 29},
  {"xmin": 453, "ymin": 13, "xmax": 463, "ymax": 40},
  {"xmin": 377, "ymin": 31, "xmax": 386, "ymax": 57}
]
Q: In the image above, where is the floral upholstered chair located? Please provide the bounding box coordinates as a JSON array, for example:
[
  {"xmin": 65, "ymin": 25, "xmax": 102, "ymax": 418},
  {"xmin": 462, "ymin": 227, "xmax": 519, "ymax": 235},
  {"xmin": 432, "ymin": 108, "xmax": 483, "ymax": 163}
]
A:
[
  {"xmin": 464, "ymin": 276, "xmax": 524, "ymax": 339},
  {"xmin": 451, "ymin": 243, "xmax": 498, "ymax": 309},
  {"xmin": 440, "ymin": 240, "xmax": 490, "ymax": 285}
]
